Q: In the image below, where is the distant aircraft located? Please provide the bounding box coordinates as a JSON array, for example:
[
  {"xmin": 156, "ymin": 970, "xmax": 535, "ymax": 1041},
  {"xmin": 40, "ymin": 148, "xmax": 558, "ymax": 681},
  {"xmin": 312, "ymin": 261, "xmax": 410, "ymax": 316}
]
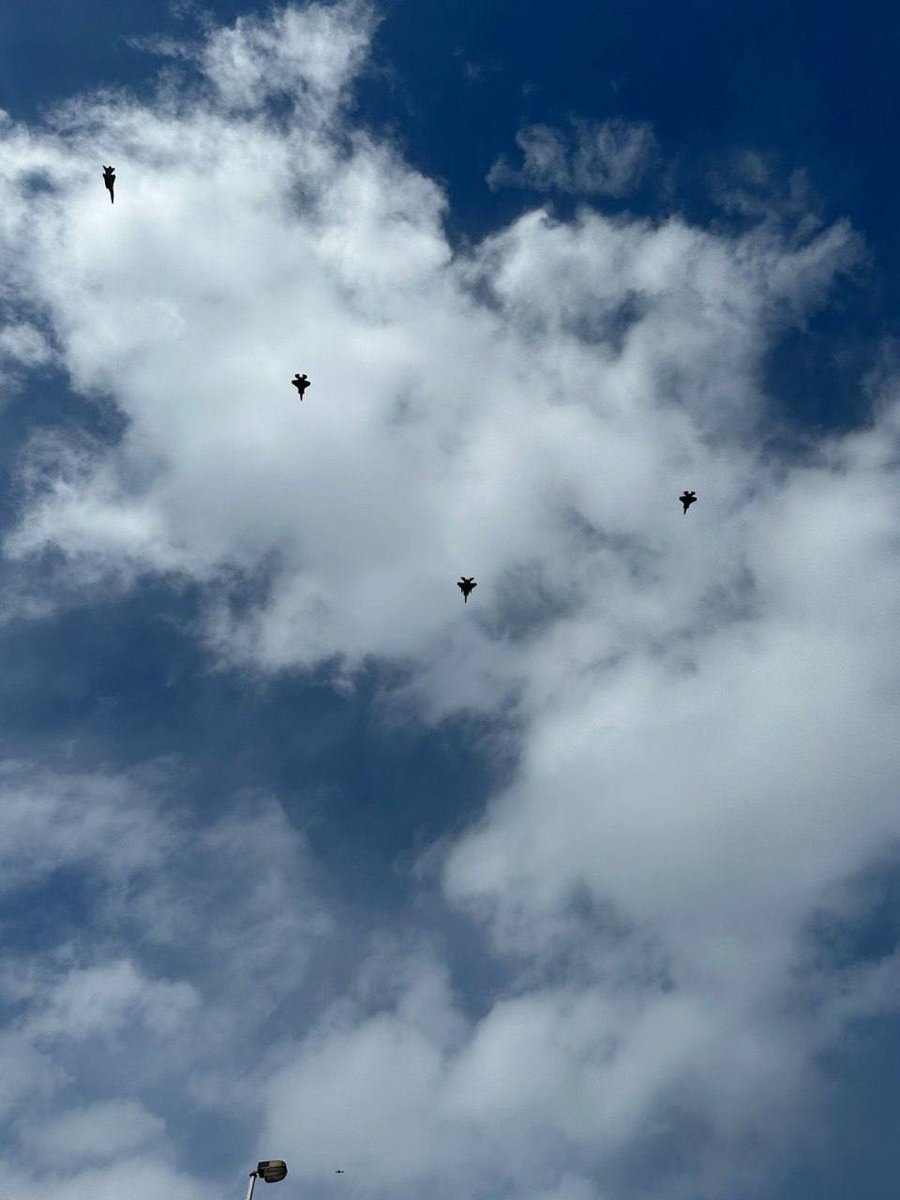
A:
[
  {"xmin": 334, "ymin": 1171, "xmax": 345, "ymax": 1175},
  {"xmin": 679, "ymin": 490, "xmax": 697, "ymax": 514},
  {"xmin": 102, "ymin": 165, "xmax": 115, "ymax": 204},
  {"xmin": 291, "ymin": 373, "xmax": 311, "ymax": 399},
  {"xmin": 457, "ymin": 576, "xmax": 477, "ymax": 602}
]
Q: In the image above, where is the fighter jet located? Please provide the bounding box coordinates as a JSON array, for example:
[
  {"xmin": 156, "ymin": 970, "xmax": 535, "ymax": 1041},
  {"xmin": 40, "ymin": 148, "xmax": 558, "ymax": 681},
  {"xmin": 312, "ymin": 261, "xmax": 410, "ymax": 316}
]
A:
[
  {"xmin": 102, "ymin": 165, "xmax": 116, "ymax": 204},
  {"xmin": 335, "ymin": 1171, "xmax": 345, "ymax": 1175},
  {"xmin": 291, "ymin": 373, "xmax": 311, "ymax": 400},
  {"xmin": 679, "ymin": 490, "xmax": 697, "ymax": 514},
  {"xmin": 457, "ymin": 576, "xmax": 477, "ymax": 603}
]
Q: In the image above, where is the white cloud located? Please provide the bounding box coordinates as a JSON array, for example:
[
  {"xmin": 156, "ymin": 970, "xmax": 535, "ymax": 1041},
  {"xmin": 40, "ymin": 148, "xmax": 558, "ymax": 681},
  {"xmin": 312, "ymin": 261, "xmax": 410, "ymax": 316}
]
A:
[
  {"xmin": 22, "ymin": 1158, "xmax": 220, "ymax": 1200},
  {"xmin": 0, "ymin": 321, "xmax": 54, "ymax": 400},
  {"xmin": 0, "ymin": 761, "xmax": 332, "ymax": 1183},
  {"xmin": 0, "ymin": 763, "xmax": 171, "ymax": 894},
  {"xmin": 267, "ymin": 1010, "xmax": 447, "ymax": 1182},
  {"xmin": 487, "ymin": 118, "xmax": 658, "ymax": 196},
  {"xmin": 0, "ymin": 5, "xmax": 899, "ymax": 1200},
  {"xmin": 27, "ymin": 959, "xmax": 200, "ymax": 1041},
  {"xmin": 200, "ymin": 3, "xmax": 375, "ymax": 117},
  {"xmin": 0, "ymin": 321, "xmax": 53, "ymax": 368},
  {"xmin": 532, "ymin": 1178, "xmax": 603, "ymax": 1200},
  {"xmin": 0, "ymin": 1029, "xmax": 66, "ymax": 1120},
  {"xmin": 19, "ymin": 1099, "xmax": 166, "ymax": 1164},
  {"xmin": 708, "ymin": 148, "xmax": 823, "ymax": 231},
  {"xmin": 0, "ymin": 765, "xmax": 331, "ymax": 1027}
]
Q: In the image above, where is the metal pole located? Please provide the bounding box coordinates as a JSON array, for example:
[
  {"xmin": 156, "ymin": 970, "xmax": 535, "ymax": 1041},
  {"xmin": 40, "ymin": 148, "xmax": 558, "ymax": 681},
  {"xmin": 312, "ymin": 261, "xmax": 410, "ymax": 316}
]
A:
[{"xmin": 245, "ymin": 1173, "xmax": 258, "ymax": 1200}]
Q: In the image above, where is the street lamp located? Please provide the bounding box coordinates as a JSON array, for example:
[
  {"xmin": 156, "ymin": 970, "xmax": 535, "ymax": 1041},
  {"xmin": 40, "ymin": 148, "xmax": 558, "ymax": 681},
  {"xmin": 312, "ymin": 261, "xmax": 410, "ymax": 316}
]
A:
[{"xmin": 245, "ymin": 1161, "xmax": 288, "ymax": 1200}]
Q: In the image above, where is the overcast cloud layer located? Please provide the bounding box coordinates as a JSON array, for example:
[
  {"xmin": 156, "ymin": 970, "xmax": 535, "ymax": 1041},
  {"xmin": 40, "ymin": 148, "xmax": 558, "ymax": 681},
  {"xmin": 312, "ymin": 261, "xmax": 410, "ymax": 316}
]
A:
[{"xmin": 2, "ymin": 5, "xmax": 900, "ymax": 1200}]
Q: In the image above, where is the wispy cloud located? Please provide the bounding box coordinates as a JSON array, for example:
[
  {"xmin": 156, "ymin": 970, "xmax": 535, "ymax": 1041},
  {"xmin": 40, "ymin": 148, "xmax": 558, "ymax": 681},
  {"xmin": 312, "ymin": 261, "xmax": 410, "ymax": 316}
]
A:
[{"xmin": 487, "ymin": 117, "xmax": 658, "ymax": 196}]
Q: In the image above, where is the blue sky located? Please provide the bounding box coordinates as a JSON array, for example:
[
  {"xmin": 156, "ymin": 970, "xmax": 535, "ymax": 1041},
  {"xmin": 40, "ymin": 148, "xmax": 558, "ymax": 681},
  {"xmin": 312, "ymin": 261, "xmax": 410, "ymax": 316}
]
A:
[{"xmin": 1, "ymin": 3, "xmax": 900, "ymax": 1199}]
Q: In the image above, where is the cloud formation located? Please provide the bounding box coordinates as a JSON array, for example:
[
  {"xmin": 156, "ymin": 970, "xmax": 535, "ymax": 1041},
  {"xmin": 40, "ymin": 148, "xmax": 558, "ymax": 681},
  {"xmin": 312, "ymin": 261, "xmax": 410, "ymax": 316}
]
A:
[
  {"xmin": 1, "ymin": 5, "xmax": 900, "ymax": 1200},
  {"xmin": 0, "ymin": 761, "xmax": 330, "ymax": 1192},
  {"xmin": 487, "ymin": 117, "xmax": 658, "ymax": 196}
]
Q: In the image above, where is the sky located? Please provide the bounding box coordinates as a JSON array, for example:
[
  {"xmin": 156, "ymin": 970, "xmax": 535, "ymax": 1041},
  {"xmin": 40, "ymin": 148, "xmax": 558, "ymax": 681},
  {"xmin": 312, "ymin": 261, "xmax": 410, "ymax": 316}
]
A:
[{"xmin": 1, "ymin": 2, "xmax": 900, "ymax": 1198}]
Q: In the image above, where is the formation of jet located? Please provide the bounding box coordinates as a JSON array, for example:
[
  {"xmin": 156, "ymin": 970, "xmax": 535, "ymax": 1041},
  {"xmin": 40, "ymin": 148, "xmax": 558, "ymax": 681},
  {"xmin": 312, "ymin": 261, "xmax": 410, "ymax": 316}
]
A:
[
  {"xmin": 458, "ymin": 576, "xmax": 477, "ymax": 603},
  {"xmin": 102, "ymin": 165, "xmax": 115, "ymax": 204},
  {"xmin": 99, "ymin": 169, "xmax": 700, "ymax": 608}
]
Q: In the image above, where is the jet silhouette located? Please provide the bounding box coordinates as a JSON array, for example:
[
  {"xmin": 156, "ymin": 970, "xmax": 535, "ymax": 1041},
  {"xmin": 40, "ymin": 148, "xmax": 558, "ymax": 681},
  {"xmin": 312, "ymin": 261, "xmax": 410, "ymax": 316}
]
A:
[
  {"xmin": 102, "ymin": 165, "xmax": 115, "ymax": 204},
  {"xmin": 679, "ymin": 490, "xmax": 697, "ymax": 514},
  {"xmin": 335, "ymin": 1171, "xmax": 345, "ymax": 1175},
  {"xmin": 291, "ymin": 373, "xmax": 311, "ymax": 400},
  {"xmin": 458, "ymin": 576, "xmax": 476, "ymax": 602}
]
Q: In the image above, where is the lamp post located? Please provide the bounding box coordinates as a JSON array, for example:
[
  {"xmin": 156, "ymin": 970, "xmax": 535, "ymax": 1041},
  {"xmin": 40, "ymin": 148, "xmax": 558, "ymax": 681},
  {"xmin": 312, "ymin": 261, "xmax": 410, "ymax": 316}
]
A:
[{"xmin": 245, "ymin": 1161, "xmax": 289, "ymax": 1200}]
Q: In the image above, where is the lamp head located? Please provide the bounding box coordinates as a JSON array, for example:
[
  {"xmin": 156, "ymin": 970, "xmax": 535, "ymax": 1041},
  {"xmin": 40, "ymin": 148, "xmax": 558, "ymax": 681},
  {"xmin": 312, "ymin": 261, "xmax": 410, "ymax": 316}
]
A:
[{"xmin": 257, "ymin": 1162, "xmax": 288, "ymax": 1184}]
